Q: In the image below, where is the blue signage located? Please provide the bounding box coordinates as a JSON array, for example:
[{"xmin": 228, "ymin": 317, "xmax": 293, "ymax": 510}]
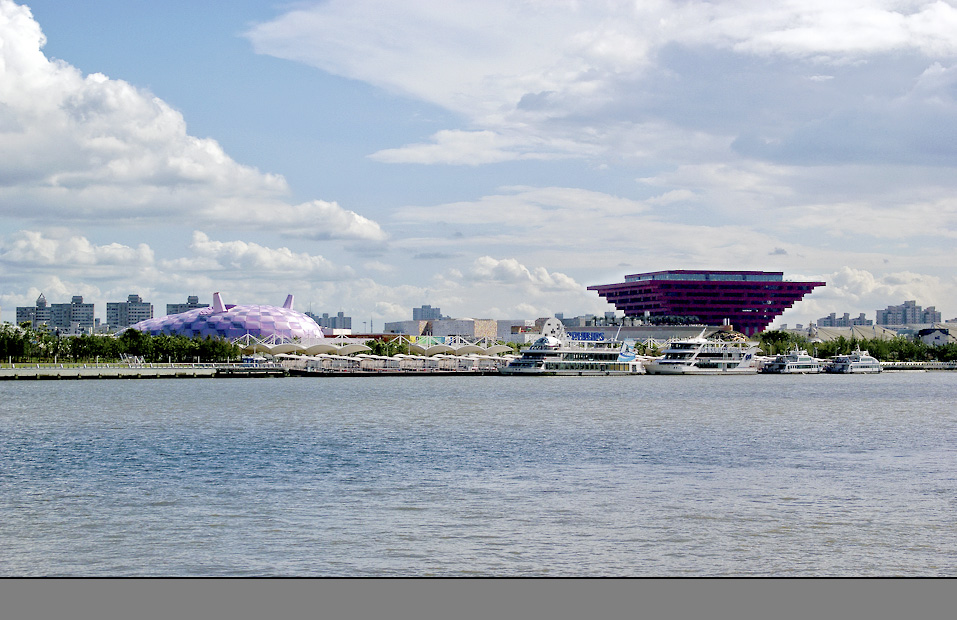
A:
[{"xmin": 568, "ymin": 332, "xmax": 605, "ymax": 341}]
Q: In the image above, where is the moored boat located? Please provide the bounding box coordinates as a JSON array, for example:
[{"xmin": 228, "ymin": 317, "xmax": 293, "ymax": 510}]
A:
[
  {"xmin": 761, "ymin": 348, "xmax": 823, "ymax": 374},
  {"xmin": 644, "ymin": 329, "xmax": 759, "ymax": 375},
  {"xmin": 826, "ymin": 348, "xmax": 882, "ymax": 374},
  {"xmin": 500, "ymin": 319, "xmax": 646, "ymax": 376}
]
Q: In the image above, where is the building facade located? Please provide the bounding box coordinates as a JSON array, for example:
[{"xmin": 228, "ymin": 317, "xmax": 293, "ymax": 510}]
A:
[
  {"xmin": 385, "ymin": 318, "xmax": 497, "ymax": 339},
  {"xmin": 167, "ymin": 295, "xmax": 208, "ymax": 316},
  {"xmin": 52, "ymin": 296, "xmax": 95, "ymax": 331},
  {"xmin": 16, "ymin": 293, "xmax": 51, "ymax": 327},
  {"xmin": 917, "ymin": 328, "xmax": 953, "ymax": 346},
  {"xmin": 876, "ymin": 300, "xmax": 941, "ymax": 326},
  {"xmin": 412, "ymin": 305, "xmax": 445, "ymax": 320},
  {"xmin": 817, "ymin": 312, "xmax": 872, "ymax": 327},
  {"xmin": 107, "ymin": 294, "xmax": 154, "ymax": 328},
  {"xmin": 588, "ymin": 270, "xmax": 825, "ymax": 336},
  {"xmin": 306, "ymin": 311, "xmax": 352, "ymax": 330}
]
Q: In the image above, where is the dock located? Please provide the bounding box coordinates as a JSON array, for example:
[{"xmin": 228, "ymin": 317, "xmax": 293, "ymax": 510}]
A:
[{"xmin": 0, "ymin": 363, "xmax": 287, "ymax": 380}]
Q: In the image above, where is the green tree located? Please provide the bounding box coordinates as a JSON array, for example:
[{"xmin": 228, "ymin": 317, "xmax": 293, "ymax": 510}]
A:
[{"xmin": 0, "ymin": 324, "xmax": 28, "ymax": 362}]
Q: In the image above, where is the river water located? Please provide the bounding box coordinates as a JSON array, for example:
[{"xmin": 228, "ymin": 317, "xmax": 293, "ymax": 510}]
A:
[{"xmin": 2, "ymin": 373, "xmax": 956, "ymax": 576}]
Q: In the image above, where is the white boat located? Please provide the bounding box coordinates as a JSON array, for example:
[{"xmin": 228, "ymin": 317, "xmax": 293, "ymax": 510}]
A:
[
  {"xmin": 826, "ymin": 348, "xmax": 882, "ymax": 374},
  {"xmin": 500, "ymin": 319, "xmax": 646, "ymax": 376},
  {"xmin": 761, "ymin": 348, "xmax": 823, "ymax": 374},
  {"xmin": 644, "ymin": 329, "xmax": 759, "ymax": 375}
]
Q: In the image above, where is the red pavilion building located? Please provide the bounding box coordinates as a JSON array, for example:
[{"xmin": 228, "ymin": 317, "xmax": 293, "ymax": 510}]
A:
[{"xmin": 587, "ymin": 270, "xmax": 825, "ymax": 336}]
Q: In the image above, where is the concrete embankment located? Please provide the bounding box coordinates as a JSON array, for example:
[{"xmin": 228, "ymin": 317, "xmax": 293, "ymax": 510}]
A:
[{"xmin": 0, "ymin": 364, "xmax": 287, "ymax": 380}]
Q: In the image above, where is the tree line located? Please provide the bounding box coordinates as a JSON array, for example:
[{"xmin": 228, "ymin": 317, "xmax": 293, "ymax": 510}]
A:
[
  {"xmin": 1, "ymin": 324, "xmax": 242, "ymax": 364},
  {"xmin": 757, "ymin": 330, "xmax": 957, "ymax": 362}
]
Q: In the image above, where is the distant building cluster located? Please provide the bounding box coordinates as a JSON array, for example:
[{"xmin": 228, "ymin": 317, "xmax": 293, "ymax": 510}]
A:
[
  {"xmin": 385, "ymin": 307, "xmax": 671, "ymax": 343},
  {"xmin": 305, "ymin": 311, "xmax": 352, "ymax": 331},
  {"xmin": 6, "ymin": 271, "xmax": 952, "ymax": 343},
  {"xmin": 817, "ymin": 312, "xmax": 872, "ymax": 327},
  {"xmin": 15, "ymin": 294, "xmax": 202, "ymax": 334},
  {"xmin": 16, "ymin": 294, "xmax": 94, "ymax": 334},
  {"xmin": 13, "ymin": 292, "xmax": 358, "ymax": 337},
  {"xmin": 876, "ymin": 300, "xmax": 941, "ymax": 326}
]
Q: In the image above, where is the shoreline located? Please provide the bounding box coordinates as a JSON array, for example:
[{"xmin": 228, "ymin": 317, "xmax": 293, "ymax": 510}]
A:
[
  {"xmin": 0, "ymin": 363, "xmax": 284, "ymax": 380},
  {"xmin": 2, "ymin": 360, "xmax": 955, "ymax": 380}
]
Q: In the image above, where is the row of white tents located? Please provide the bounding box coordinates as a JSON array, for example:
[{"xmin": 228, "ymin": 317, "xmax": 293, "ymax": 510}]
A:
[{"xmin": 233, "ymin": 334, "xmax": 514, "ymax": 358}]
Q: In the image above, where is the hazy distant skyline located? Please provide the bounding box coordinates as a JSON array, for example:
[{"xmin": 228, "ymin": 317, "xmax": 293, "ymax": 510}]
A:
[{"xmin": 2, "ymin": 0, "xmax": 956, "ymax": 326}]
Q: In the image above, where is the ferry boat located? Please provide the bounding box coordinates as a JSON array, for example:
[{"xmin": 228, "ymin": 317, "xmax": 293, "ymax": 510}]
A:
[
  {"xmin": 500, "ymin": 320, "xmax": 646, "ymax": 376},
  {"xmin": 826, "ymin": 348, "xmax": 882, "ymax": 374},
  {"xmin": 644, "ymin": 329, "xmax": 759, "ymax": 375},
  {"xmin": 761, "ymin": 348, "xmax": 823, "ymax": 374}
]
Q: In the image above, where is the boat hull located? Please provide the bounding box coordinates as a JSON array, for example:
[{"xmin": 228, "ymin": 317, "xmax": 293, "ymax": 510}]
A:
[
  {"xmin": 761, "ymin": 364, "xmax": 822, "ymax": 374},
  {"xmin": 644, "ymin": 363, "xmax": 757, "ymax": 375},
  {"xmin": 500, "ymin": 367, "xmax": 644, "ymax": 376},
  {"xmin": 826, "ymin": 365, "xmax": 881, "ymax": 374}
]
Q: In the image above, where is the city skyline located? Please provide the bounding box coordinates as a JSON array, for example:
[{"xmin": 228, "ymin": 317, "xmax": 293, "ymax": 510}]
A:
[
  {"xmin": 11, "ymin": 287, "xmax": 952, "ymax": 332},
  {"xmin": 2, "ymin": 1, "xmax": 957, "ymax": 327}
]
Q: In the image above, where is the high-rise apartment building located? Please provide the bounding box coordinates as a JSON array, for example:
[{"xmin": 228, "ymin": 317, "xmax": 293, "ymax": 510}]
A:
[
  {"xmin": 107, "ymin": 294, "xmax": 154, "ymax": 328},
  {"xmin": 48, "ymin": 296, "xmax": 95, "ymax": 332},
  {"xmin": 412, "ymin": 305, "xmax": 445, "ymax": 320},
  {"xmin": 876, "ymin": 300, "xmax": 941, "ymax": 326},
  {"xmin": 817, "ymin": 312, "xmax": 872, "ymax": 327},
  {"xmin": 16, "ymin": 293, "xmax": 51, "ymax": 327}
]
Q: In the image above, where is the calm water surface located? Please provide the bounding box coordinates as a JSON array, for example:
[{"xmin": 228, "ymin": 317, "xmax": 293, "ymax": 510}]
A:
[{"xmin": 2, "ymin": 373, "xmax": 956, "ymax": 576}]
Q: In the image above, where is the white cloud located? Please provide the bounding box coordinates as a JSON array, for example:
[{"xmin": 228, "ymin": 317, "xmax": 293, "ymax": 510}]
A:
[
  {"xmin": 0, "ymin": 229, "xmax": 154, "ymax": 268},
  {"xmin": 370, "ymin": 129, "xmax": 600, "ymax": 165},
  {"xmin": 160, "ymin": 231, "xmax": 353, "ymax": 279},
  {"xmin": 701, "ymin": 0, "xmax": 957, "ymax": 58},
  {"xmin": 248, "ymin": 0, "xmax": 957, "ymax": 167},
  {"xmin": 827, "ymin": 266, "xmax": 948, "ymax": 306},
  {"xmin": 776, "ymin": 266, "xmax": 957, "ymax": 326},
  {"xmin": 202, "ymin": 199, "xmax": 388, "ymax": 242},
  {"xmin": 363, "ymin": 260, "xmax": 395, "ymax": 273},
  {"xmin": 0, "ymin": 3, "xmax": 282, "ymax": 206},
  {"xmin": 395, "ymin": 186, "xmax": 649, "ymax": 230},
  {"xmin": 467, "ymin": 256, "xmax": 581, "ymax": 292},
  {"xmin": 0, "ymin": 1, "xmax": 385, "ymax": 242}
]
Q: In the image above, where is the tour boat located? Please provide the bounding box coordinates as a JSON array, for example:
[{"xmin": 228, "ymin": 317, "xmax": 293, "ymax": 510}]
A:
[
  {"xmin": 644, "ymin": 330, "xmax": 759, "ymax": 375},
  {"xmin": 826, "ymin": 348, "xmax": 882, "ymax": 374},
  {"xmin": 761, "ymin": 349, "xmax": 823, "ymax": 374},
  {"xmin": 500, "ymin": 320, "xmax": 646, "ymax": 376}
]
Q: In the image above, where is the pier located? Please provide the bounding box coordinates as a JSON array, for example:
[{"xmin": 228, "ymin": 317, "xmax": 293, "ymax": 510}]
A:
[{"xmin": 0, "ymin": 363, "xmax": 287, "ymax": 380}]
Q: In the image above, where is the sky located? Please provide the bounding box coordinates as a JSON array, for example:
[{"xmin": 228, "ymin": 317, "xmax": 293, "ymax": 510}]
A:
[{"xmin": 2, "ymin": 0, "xmax": 956, "ymax": 329}]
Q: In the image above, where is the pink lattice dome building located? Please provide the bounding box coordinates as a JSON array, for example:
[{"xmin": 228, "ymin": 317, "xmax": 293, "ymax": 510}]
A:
[{"xmin": 131, "ymin": 293, "xmax": 323, "ymax": 340}]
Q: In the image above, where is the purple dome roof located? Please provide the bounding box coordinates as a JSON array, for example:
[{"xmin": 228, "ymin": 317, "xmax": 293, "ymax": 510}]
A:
[{"xmin": 131, "ymin": 293, "xmax": 323, "ymax": 340}]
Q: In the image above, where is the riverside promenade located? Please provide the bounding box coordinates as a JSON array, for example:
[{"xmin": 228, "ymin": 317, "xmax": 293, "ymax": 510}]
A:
[{"xmin": 0, "ymin": 362, "xmax": 287, "ymax": 380}]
